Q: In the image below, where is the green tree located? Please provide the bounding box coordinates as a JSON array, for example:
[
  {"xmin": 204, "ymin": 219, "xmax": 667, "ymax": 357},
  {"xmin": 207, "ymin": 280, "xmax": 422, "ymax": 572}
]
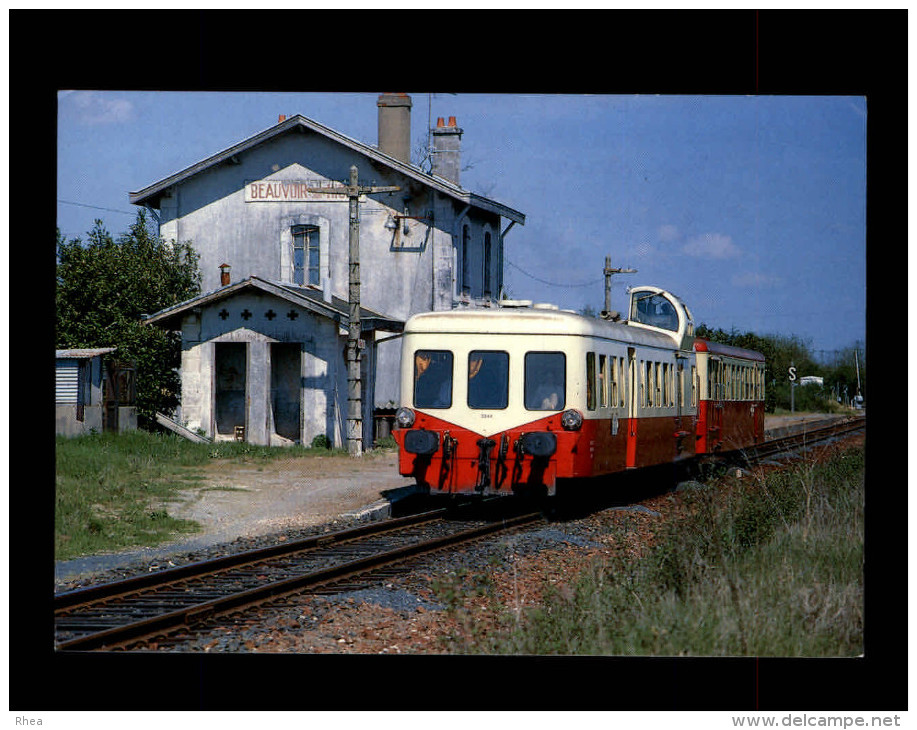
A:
[
  {"xmin": 56, "ymin": 211, "xmax": 201, "ymax": 426},
  {"xmin": 695, "ymin": 324, "xmax": 823, "ymax": 412}
]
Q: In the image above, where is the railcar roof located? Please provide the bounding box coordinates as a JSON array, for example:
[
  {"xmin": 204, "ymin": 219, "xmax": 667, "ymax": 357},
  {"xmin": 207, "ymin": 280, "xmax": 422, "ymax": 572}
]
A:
[
  {"xmin": 404, "ymin": 307, "xmax": 679, "ymax": 349},
  {"xmin": 694, "ymin": 338, "xmax": 766, "ymax": 361}
]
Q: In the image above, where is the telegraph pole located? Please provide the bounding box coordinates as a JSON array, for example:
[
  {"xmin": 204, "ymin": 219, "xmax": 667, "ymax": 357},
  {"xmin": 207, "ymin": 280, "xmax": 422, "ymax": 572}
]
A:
[
  {"xmin": 308, "ymin": 166, "xmax": 399, "ymax": 456},
  {"xmin": 602, "ymin": 255, "xmax": 637, "ymax": 317}
]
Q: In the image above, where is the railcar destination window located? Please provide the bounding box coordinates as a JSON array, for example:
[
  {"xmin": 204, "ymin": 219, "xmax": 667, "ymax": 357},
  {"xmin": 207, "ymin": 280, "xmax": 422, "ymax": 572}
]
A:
[
  {"xmin": 468, "ymin": 351, "xmax": 509, "ymax": 409},
  {"xmin": 525, "ymin": 352, "xmax": 566, "ymax": 411},
  {"xmin": 414, "ymin": 350, "xmax": 453, "ymax": 408}
]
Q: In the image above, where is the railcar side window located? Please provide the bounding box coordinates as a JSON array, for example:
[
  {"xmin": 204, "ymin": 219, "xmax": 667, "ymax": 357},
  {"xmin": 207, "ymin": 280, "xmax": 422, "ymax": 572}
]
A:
[
  {"xmin": 586, "ymin": 352, "xmax": 597, "ymax": 411},
  {"xmin": 642, "ymin": 361, "xmax": 650, "ymax": 407},
  {"xmin": 609, "ymin": 356, "xmax": 618, "ymax": 408},
  {"xmin": 414, "ymin": 350, "xmax": 453, "ymax": 409},
  {"xmin": 654, "ymin": 362, "xmax": 662, "ymax": 407},
  {"xmin": 598, "ymin": 355, "xmax": 608, "ymax": 408},
  {"xmin": 619, "ymin": 358, "xmax": 626, "ymax": 408},
  {"xmin": 467, "ymin": 351, "xmax": 509, "ymax": 409},
  {"xmin": 525, "ymin": 352, "xmax": 566, "ymax": 411},
  {"xmin": 661, "ymin": 363, "xmax": 667, "ymax": 406}
]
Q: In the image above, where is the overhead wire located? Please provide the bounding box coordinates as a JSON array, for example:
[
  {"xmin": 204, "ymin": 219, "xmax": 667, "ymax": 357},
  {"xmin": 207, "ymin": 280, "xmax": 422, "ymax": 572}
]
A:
[{"xmin": 504, "ymin": 257, "xmax": 605, "ymax": 289}]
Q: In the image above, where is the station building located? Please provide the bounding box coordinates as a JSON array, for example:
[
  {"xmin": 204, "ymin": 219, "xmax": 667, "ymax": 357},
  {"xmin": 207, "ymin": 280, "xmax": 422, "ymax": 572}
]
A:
[{"xmin": 136, "ymin": 94, "xmax": 525, "ymax": 449}]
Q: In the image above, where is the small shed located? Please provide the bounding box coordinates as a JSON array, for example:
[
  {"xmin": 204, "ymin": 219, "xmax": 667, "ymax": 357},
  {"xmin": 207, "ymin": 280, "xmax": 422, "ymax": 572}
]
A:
[
  {"xmin": 143, "ymin": 275, "xmax": 403, "ymax": 449},
  {"xmin": 55, "ymin": 348, "xmax": 137, "ymax": 436}
]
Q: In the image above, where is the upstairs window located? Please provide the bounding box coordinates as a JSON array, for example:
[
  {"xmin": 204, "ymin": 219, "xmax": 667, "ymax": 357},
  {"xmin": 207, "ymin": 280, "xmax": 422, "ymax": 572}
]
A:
[
  {"xmin": 483, "ymin": 231, "xmax": 493, "ymax": 298},
  {"xmin": 461, "ymin": 224, "xmax": 471, "ymax": 296},
  {"xmin": 292, "ymin": 224, "xmax": 320, "ymax": 286}
]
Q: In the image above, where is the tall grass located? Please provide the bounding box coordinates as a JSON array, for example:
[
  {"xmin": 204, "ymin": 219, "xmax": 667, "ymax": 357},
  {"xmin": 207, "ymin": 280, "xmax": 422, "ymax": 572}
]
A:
[
  {"xmin": 466, "ymin": 446, "xmax": 864, "ymax": 656},
  {"xmin": 55, "ymin": 430, "xmax": 351, "ymax": 560}
]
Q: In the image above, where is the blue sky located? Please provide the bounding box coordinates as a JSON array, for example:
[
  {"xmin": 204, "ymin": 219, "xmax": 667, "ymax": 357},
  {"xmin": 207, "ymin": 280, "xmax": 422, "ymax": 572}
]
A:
[{"xmin": 57, "ymin": 91, "xmax": 866, "ymax": 356}]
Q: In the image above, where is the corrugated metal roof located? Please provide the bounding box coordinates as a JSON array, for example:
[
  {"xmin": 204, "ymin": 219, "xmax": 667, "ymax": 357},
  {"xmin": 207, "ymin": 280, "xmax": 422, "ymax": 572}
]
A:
[
  {"xmin": 129, "ymin": 114, "xmax": 525, "ymax": 225},
  {"xmin": 55, "ymin": 348, "xmax": 116, "ymax": 359}
]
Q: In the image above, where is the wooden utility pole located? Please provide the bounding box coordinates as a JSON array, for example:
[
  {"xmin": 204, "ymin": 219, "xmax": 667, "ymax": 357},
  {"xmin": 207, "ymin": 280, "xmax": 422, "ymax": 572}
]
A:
[
  {"xmin": 602, "ymin": 255, "xmax": 637, "ymax": 317},
  {"xmin": 308, "ymin": 166, "xmax": 399, "ymax": 456}
]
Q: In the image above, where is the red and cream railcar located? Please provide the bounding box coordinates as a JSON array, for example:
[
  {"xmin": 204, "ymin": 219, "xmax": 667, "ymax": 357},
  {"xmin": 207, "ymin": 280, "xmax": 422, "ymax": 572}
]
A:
[
  {"xmin": 693, "ymin": 339, "xmax": 766, "ymax": 453},
  {"xmin": 393, "ymin": 285, "xmax": 740, "ymax": 497}
]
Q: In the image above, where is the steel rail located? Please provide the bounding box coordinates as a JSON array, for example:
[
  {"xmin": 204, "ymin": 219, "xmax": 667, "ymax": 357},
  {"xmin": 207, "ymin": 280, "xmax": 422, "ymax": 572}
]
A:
[
  {"xmin": 750, "ymin": 416, "xmax": 865, "ymax": 462},
  {"xmin": 55, "ymin": 511, "xmax": 542, "ymax": 651},
  {"xmin": 54, "ymin": 506, "xmax": 451, "ymax": 612}
]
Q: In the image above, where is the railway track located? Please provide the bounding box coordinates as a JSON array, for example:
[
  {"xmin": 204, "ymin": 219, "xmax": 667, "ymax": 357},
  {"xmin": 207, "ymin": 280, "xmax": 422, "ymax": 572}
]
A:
[
  {"xmin": 54, "ymin": 502, "xmax": 544, "ymax": 651},
  {"xmin": 749, "ymin": 415, "xmax": 865, "ymax": 464},
  {"xmin": 54, "ymin": 415, "xmax": 864, "ymax": 652}
]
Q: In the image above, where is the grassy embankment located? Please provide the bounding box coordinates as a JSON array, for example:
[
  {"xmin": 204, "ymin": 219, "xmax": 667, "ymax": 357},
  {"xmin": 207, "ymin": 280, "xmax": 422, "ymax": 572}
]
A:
[
  {"xmin": 443, "ymin": 444, "xmax": 865, "ymax": 657},
  {"xmin": 54, "ymin": 430, "xmax": 352, "ymax": 561}
]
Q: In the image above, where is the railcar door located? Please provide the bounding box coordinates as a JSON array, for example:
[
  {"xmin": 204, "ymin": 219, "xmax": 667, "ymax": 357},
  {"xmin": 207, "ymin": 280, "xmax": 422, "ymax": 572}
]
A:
[
  {"xmin": 626, "ymin": 347, "xmax": 638, "ymax": 468},
  {"xmin": 710, "ymin": 358, "xmax": 723, "ymax": 450},
  {"xmin": 674, "ymin": 355, "xmax": 688, "ymax": 457}
]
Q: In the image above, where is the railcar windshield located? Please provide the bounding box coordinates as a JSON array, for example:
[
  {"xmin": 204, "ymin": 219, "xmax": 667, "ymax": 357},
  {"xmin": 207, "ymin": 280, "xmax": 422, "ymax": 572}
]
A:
[
  {"xmin": 631, "ymin": 291, "xmax": 679, "ymax": 331},
  {"xmin": 468, "ymin": 351, "xmax": 509, "ymax": 409},
  {"xmin": 414, "ymin": 350, "xmax": 453, "ymax": 408},
  {"xmin": 525, "ymin": 352, "xmax": 566, "ymax": 411}
]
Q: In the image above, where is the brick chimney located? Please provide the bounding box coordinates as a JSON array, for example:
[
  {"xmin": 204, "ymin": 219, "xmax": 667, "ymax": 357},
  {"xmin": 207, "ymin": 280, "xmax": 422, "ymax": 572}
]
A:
[
  {"xmin": 219, "ymin": 263, "xmax": 231, "ymax": 286},
  {"xmin": 377, "ymin": 93, "xmax": 412, "ymax": 164},
  {"xmin": 431, "ymin": 115, "xmax": 463, "ymax": 185}
]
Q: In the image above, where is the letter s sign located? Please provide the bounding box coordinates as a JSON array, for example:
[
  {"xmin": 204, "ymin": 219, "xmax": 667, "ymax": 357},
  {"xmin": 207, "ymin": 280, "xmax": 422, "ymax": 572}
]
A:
[{"xmin": 788, "ymin": 366, "xmax": 797, "ymax": 382}]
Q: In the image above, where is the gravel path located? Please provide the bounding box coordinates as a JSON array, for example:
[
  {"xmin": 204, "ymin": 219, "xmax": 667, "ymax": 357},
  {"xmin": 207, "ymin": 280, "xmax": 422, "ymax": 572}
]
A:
[{"xmin": 54, "ymin": 448, "xmax": 415, "ymax": 586}]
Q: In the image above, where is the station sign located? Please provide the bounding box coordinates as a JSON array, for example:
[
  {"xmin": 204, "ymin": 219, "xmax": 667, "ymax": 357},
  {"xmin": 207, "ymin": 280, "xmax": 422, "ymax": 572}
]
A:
[{"xmin": 245, "ymin": 179, "xmax": 363, "ymax": 203}]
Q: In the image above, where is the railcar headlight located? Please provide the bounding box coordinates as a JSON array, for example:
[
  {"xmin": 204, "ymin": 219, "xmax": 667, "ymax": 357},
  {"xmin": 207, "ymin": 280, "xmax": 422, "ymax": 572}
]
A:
[
  {"xmin": 560, "ymin": 409, "xmax": 583, "ymax": 431},
  {"xmin": 395, "ymin": 407, "xmax": 416, "ymax": 428}
]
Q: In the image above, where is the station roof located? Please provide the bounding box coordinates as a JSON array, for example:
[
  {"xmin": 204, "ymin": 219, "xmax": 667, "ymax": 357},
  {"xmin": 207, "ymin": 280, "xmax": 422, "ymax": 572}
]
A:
[
  {"xmin": 142, "ymin": 276, "xmax": 404, "ymax": 333},
  {"xmin": 129, "ymin": 114, "xmax": 526, "ymax": 225}
]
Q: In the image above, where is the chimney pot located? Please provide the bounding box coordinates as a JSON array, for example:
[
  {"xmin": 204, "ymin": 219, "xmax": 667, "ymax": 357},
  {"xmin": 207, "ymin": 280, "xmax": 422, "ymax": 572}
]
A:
[
  {"xmin": 219, "ymin": 263, "xmax": 231, "ymax": 286},
  {"xmin": 278, "ymin": 114, "xmax": 286, "ymax": 123},
  {"xmin": 431, "ymin": 114, "xmax": 463, "ymax": 185}
]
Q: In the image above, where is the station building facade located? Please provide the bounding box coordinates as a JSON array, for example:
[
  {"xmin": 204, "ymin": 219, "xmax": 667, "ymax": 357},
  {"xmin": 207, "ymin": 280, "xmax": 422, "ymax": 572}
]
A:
[{"xmin": 136, "ymin": 94, "xmax": 525, "ymax": 448}]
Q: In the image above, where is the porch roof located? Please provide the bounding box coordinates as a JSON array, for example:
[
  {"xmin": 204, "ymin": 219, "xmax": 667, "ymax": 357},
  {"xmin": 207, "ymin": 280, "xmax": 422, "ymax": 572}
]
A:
[{"xmin": 142, "ymin": 276, "xmax": 404, "ymax": 333}]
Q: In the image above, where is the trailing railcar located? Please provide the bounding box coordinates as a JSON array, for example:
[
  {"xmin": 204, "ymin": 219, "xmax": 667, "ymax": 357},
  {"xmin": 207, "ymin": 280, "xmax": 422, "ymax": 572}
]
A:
[
  {"xmin": 693, "ymin": 339, "xmax": 766, "ymax": 453},
  {"xmin": 392, "ymin": 286, "xmax": 764, "ymax": 497}
]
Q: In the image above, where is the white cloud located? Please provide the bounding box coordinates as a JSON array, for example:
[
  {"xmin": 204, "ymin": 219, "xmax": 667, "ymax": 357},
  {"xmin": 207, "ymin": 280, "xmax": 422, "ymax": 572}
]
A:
[
  {"xmin": 657, "ymin": 224, "xmax": 679, "ymax": 242},
  {"xmin": 682, "ymin": 232, "xmax": 740, "ymax": 260},
  {"xmin": 65, "ymin": 91, "xmax": 134, "ymax": 125}
]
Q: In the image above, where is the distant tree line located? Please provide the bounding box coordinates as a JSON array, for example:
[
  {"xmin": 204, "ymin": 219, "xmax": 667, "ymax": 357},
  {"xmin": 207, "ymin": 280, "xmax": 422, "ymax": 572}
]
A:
[{"xmin": 56, "ymin": 211, "xmax": 201, "ymax": 428}]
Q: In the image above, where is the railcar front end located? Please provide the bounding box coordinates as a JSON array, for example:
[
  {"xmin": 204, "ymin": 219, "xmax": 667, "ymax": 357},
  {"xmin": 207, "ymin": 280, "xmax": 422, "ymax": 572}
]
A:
[{"xmin": 391, "ymin": 315, "xmax": 589, "ymax": 497}]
